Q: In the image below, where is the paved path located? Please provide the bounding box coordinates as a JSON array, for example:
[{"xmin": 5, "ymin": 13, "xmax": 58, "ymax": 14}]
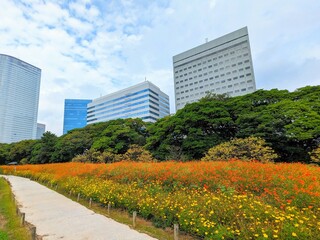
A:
[{"xmin": 1, "ymin": 175, "xmax": 157, "ymax": 240}]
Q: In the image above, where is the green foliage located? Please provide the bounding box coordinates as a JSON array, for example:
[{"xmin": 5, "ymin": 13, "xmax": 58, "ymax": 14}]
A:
[
  {"xmin": 147, "ymin": 86, "xmax": 320, "ymax": 162},
  {"xmin": 146, "ymin": 100, "xmax": 236, "ymax": 160},
  {"xmin": 91, "ymin": 118, "xmax": 148, "ymax": 154},
  {"xmin": 0, "ymin": 85, "xmax": 319, "ymax": 164},
  {"xmin": 200, "ymin": 92, "xmax": 230, "ymax": 102},
  {"xmin": 72, "ymin": 145, "xmax": 155, "ymax": 163},
  {"xmin": 0, "ymin": 144, "xmax": 10, "ymax": 165},
  {"xmin": 8, "ymin": 139, "xmax": 37, "ymax": 164},
  {"xmin": 30, "ymin": 131, "xmax": 58, "ymax": 164},
  {"xmin": 202, "ymin": 136, "xmax": 278, "ymax": 162},
  {"xmin": 52, "ymin": 130, "xmax": 93, "ymax": 162}
]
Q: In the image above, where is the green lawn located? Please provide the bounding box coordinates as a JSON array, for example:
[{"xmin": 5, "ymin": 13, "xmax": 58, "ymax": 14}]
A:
[{"xmin": 0, "ymin": 177, "xmax": 30, "ymax": 240}]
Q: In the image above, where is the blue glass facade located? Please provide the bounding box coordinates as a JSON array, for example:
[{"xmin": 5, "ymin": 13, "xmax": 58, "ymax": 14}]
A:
[
  {"xmin": 87, "ymin": 81, "xmax": 170, "ymax": 124},
  {"xmin": 63, "ymin": 99, "xmax": 92, "ymax": 134}
]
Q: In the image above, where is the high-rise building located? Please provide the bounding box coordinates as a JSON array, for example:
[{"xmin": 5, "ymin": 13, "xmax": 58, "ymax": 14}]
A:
[
  {"xmin": 36, "ymin": 123, "xmax": 46, "ymax": 139},
  {"xmin": 87, "ymin": 81, "xmax": 170, "ymax": 124},
  {"xmin": 0, "ymin": 54, "xmax": 41, "ymax": 143},
  {"xmin": 63, "ymin": 99, "xmax": 92, "ymax": 134},
  {"xmin": 173, "ymin": 27, "xmax": 256, "ymax": 111}
]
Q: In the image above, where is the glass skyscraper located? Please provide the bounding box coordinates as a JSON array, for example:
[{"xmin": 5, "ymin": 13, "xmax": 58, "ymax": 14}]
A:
[
  {"xmin": 87, "ymin": 81, "xmax": 170, "ymax": 124},
  {"xmin": 0, "ymin": 54, "xmax": 41, "ymax": 143},
  {"xmin": 63, "ymin": 99, "xmax": 92, "ymax": 134}
]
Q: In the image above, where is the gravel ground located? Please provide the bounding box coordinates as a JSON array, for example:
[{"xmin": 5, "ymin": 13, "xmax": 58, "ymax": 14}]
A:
[{"xmin": 1, "ymin": 175, "xmax": 157, "ymax": 240}]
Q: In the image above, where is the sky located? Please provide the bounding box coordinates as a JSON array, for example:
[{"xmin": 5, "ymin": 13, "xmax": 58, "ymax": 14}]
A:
[{"xmin": 1, "ymin": 0, "xmax": 320, "ymax": 136}]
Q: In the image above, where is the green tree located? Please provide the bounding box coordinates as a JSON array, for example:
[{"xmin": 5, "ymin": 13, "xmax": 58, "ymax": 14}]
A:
[
  {"xmin": 236, "ymin": 98, "xmax": 320, "ymax": 162},
  {"xmin": 30, "ymin": 132, "xmax": 58, "ymax": 164},
  {"xmin": 0, "ymin": 143, "xmax": 10, "ymax": 165},
  {"xmin": 52, "ymin": 130, "xmax": 93, "ymax": 162},
  {"xmin": 146, "ymin": 99, "xmax": 236, "ymax": 160},
  {"xmin": 91, "ymin": 118, "xmax": 148, "ymax": 154},
  {"xmin": 8, "ymin": 139, "xmax": 37, "ymax": 164}
]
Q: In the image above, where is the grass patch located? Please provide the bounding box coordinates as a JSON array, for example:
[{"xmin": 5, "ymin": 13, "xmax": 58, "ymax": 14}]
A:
[{"xmin": 0, "ymin": 177, "xmax": 30, "ymax": 240}]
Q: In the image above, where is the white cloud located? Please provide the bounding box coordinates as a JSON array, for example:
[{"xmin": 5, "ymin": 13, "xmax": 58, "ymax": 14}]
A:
[{"xmin": 1, "ymin": 0, "xmax": 320, "ymax": 136}]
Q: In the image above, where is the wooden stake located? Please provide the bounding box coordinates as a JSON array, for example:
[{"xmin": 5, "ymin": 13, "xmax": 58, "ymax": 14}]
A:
[
  {"xmin": 20, "ymin": 212, "xmax": 25, "ymax": 226},
  {"xmin": 133, "ymin": 211, "xmax": 137, "ymax": 228},
  {"xmin": 174, "ymin": 224, "xmax": 179, "ymax": 240},
  {"xmin": 89, "ymin": 198, "xmax": 92, "ymax": 207},
  {"xmin": 77, "ymin": 193, "xmax": 80, "ymax": 202},
  {"xmin": 107, "ymin": 202, "xmax": 111, "ymax": 215},
  {"xmin": 30, "ymin": 226, "xmax": 36, "ymax": 240}
]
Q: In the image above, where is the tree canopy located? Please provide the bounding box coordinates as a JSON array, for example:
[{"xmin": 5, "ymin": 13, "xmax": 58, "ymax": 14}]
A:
[{"xmin": 0, "ymin": 85, "xmax": 319, "ymax": 164}]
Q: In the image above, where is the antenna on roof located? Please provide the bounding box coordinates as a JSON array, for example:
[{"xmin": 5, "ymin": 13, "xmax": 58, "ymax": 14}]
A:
[
  {"xmin": 145, "ymin": 77, "xmax": 147, "ymax": 82},
  {"xmin": 205, "ymin": 38, "xmax": 208, "ymax": 43}
]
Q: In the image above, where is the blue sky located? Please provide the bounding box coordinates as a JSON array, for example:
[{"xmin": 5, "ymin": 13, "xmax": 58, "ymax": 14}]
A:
[{"xmin": 1, "ymin": 0, "xmax": 320, "ymax": 135}]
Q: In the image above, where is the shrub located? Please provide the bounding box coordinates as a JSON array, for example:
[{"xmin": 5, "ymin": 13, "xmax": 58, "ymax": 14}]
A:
[
  {"xmin": 20, "ymin": 158, "xmax": 28, "ymax": 165},
  {"xmin": 72, "ymin": 154, "xmax": 88, "ymax": 163},
  {"xmin": 72, "ymin": 149, "xmax": 101, "ymax": 163},
  {"xmin": 96, "ymin": 151, "xmax": 122, "ymax": 163},
  {"xmin": 121, "ymin": 145, "xmax": 155, "ymax": 162},
  {"xmin": 309, "ymin": 146, "xmax": 320, "ymax": 163},
  {"xmin": 202, "ymin": 136, "xmax": 278, "ymax": 162}
]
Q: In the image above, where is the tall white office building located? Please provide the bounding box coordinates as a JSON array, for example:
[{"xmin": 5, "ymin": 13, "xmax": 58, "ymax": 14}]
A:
[
  {"xmin": 173, "ymin": 27, "xmax": 256, "ymax": 111},
  {"xmin": 87, "ymin": 81, "xmax": 170, "ymax": 124},
  {"xmin": 0, "ymin": 54, "xmax": 41, "ymax": 143}
]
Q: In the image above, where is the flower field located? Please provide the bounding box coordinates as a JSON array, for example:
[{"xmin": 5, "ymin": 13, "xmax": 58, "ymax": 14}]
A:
[{"xmin": 1, "ymin": 161, "xmax": 320, "ymax": 239}]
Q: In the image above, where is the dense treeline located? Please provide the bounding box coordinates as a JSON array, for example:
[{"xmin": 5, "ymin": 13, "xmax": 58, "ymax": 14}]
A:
[{"xmin": 0, "ymin": 85, "xmax": 319, "ymax": 165}]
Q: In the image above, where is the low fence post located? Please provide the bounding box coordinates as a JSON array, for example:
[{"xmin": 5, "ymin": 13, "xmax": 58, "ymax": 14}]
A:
[
  {"xmin": 89, "ymin": 198, "xmax": 92, "ymax": 208},
  {"xmin": 16, "ymin": 204, "xmax": 20, "ymax": 215},
  {"xmin": 30, "ymin": 226, "xmax": 36, "ymax": 240},
  {"xmin": 174, "ymin": 223, "xmax": 179, "ymax": 240},
  {"xmin": 107, "ymin": 202, "xmax": 111, "ymax": 215},
  {"xmin": 133, "ymin": 211, "xmax": 137, "ymax": 228},
  {"xmin": 77, "ymin": 193, "xmax": 80, "ymax": 202},
  {"xmin": 20, "ymin": 212, "xmax": 25, "ymax": 226}
]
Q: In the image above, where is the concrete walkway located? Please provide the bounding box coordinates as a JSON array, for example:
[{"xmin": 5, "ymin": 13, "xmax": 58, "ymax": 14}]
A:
[{"xmin": 1, "ymin": 175, "xmax": 157, "ymax": 240}]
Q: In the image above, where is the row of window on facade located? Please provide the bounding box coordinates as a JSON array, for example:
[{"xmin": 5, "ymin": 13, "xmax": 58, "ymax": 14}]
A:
[
  {"xmin": 88, "ymin": 94, "xmax": 169, "ymax": 117},
  {"xmin": 88, "ymin": 109, "xmax": 161, "ymax": 123},
  {"xmin": 176, "ymin": 84, "xmax": 254, "ymax": 98},
  {"xmin": 175, "ymin": 74, "xmax": 253, "ymax": 91},
  {"xmin": 176, "ymin": 87, "xmax": 254, "ymax": 106},
  {"xmin": 175, "ymin": 62, "xmax": 251, "ymax": 83},
  {"xmin": 174, "ymin": 45, "xmax": 250, "ymax": 74},
  {"xmin": 175, "ymin": 58, "xmax": 250, "ymax": 77}
]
